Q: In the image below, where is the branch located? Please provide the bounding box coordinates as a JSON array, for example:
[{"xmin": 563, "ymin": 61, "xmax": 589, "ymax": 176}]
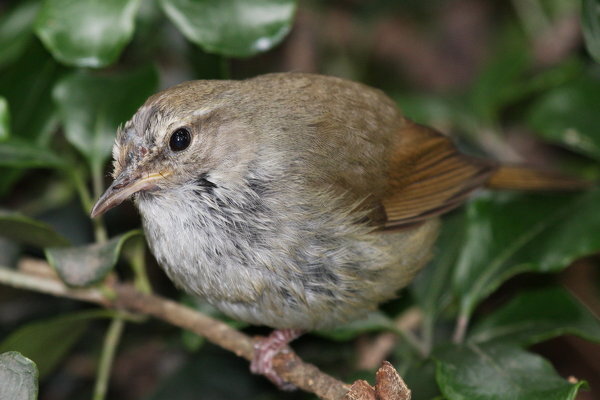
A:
[{"xmin": 0, "ymin": 265, "xmax": 349, "ymax": 400}]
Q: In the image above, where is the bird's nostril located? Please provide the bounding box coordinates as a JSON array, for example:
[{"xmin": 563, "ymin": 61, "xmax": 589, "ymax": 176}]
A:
[{"xmin": 113, "ymin": 179, "xmax": 130, "ymax": 190}]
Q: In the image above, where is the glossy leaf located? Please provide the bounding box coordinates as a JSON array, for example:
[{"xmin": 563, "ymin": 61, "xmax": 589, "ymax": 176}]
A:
[
  {"xmin": 0, "ymin": 210, "xmax": 69, "ymax": 248},
  {"xmin": 470, "ymin": 287, "xmax": 600, "ymax": 346},
  {"xmin": 0, "ymin": 141, "xmax": 65, "ymax": 169},
  {"xmin": 160, "ymin": 0, "xmax": 297, "ymax": 57},
  {"xmin": 0, "ymin": 352, "xmax": 38, "ymax": 400},
  {"xmin": 528, "ymin": 74, "xmax": 600, "ymax": 161},
  {"xmin": 469, "ymin": 34, "xmax": 530, "ymax": 122},
  {"xmin": 0, "ymin": 41, "xmax": 63, "ymax": 145},
  {"xmin": 453, "ymin": 189, "xmax": 600, "ymax": 320},
  {"xmin": 435, "ymin": 343, "xmax": 586, "ymax": 400},
  {"xmin": 0, "ymin": 97, "xmax": 9, "ymax": 140},
  {"xmin": 0, "ymin": 1, "xmax": 40, "ymax": 68},
  {"xmin": 147, "ymin": 348, "xmax": 266, "ymax": 400},
  {"xmin": 412, "ymin": 212, "xmax": 465, "ymax": 324},
  {"xmin": 317, "ymin": 311, "xmax": 398, "ymax": 341},
  {"xmin": 0, "ymin": 311, "xmax": 113, "ymax": 379},
  {"xmin": 582, "ymin": 0, "xmax": 600, "ymax": 63},
  {"xmin": 52, "ymin": 66, "xmax": 158, "ymax": 173},
  {"xmin": 403, "ymin": 359, "xmax": 441, "ymax": 400},
  {"xmin": 46, "ymin": 230, "xmax": 141, "ymax": 287},
  {"xmin": 35, "ymin": 0, "xmax": 141, "ymax": 68}
]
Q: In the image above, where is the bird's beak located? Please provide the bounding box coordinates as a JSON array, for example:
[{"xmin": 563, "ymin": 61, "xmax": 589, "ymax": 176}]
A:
[{"xmin": 90, "ymin": 171, "xmax": 169, "ymax": 218}]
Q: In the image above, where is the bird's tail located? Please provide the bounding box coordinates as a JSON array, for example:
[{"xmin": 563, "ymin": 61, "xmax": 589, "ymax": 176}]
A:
[{"xmin": 486, "ymin": 165, "xmax": 592, "ymax": 191}]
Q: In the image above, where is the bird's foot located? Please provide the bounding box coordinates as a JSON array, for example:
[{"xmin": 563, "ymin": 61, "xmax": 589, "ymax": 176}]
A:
[{"xmin": 250, "ymin": 328, "xmax": 303, "ymax": 390}]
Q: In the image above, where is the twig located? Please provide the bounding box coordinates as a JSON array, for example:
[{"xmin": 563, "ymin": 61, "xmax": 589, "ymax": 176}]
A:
[
  {"xmin": 0, "ymin": 266, "xmax": 109, "ymax": 306},
  {"xmin": 0, "ymin": 266, "xmax": 349, "ymax": 400}
]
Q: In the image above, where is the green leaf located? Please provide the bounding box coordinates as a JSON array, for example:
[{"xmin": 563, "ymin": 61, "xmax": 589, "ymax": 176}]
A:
[
  {"xmin": 35, "ymin": 0, "xmax": 141, "ymax": 68},
  {"xmin": 317, "ymin": 311, "xmax": 397, "ymax": 341},
  {"xmin": 469, "ymin": 31, "xmax": 530, "ymax": 122},
  {"xmin": 435, "ymin": 343, "xmax": 586, "ymax": 400},
  {"xmin": 395, "ymin": 94, "xmax": 471, "ymax": 132},
  {"xmin": 453, "ymin": 190, "xmax": 600, "ymax": 320},
  {"xmin": 0, "ymin": 140, "xmax": 65, "ymax": 169},
  {"xmin": 146, "ymin": 348, "xmax": 266, "ymax": 400},
  {"xmin": 0, "ymin": 352, "xmax": 38, "ymax": 400},
  {"xmin": 528, "ymin": 74, "xmax": 600, "ymax": 161},
  {"xmin": 0, "ymin": 210, "xmax": 70, "ymax": 248},
  {"xmin": 52, "ymin": 66, "xmax": 158, "ymax": 173},
  {"xmin": 403, "ymin": 359, "xmax": 441, "ymax": 400},
  {"xmin": 0, "ymin": 41, "xmax": 63, "ymax": 145},
  {"xmin": 0, "ymin": 310, "xmax": 114, "ymax": 379},
  {"xmin": 0, "ymin": 1, "xmax": 40, "ymax": 68},
  {"xmin": 46, "ymin": 230, "xmax": 141, "ymax": 287},
  {"xmin": 582, "ymin": 0, "xmax": 600, "ymax": 63},
  {"xmin": 412, "ymin": 212, "xmax": 465, "ymax": 325},
  {"xmin": 160, "ymin": 0, "xmax": 297, "ymax": 57},
  {"xmin": 0, "ymin": 97, "xmax": 9, "ymax": 140},
  {"xmin": 470, "ymin": 287, "xmax": 600, "ymax": 346},
  {"xmin": 181, "ymin": 329, "xmax": 205, "ymax": 352}
]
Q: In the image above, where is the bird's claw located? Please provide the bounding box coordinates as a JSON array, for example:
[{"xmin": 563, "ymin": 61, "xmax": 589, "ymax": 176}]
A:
[{"xmin": 250, "ymin": 329, "xmax": 302, "ymax": 390}]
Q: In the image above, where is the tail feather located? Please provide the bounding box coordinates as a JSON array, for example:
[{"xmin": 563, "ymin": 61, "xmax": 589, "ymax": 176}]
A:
[{"xmin": 486, "ymin": 166, "xmax": 592, "ymax": 191}]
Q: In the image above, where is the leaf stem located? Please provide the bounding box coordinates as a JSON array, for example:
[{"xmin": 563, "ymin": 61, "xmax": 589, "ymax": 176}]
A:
[
  {"xmin": 68, "ymin": 165, "xmax": 108, "ymax": 243},
  {"xmin": 511, "ymin": 0, "xmax": 551, "ymax": 41},
  {"xmin": 453, "ymin": 312, "xmax": 469, "ymax": 344},
  {"xmin": 70, "ymin": 168, "xmax": 93, "ymax": 213},
  {"xmin": 93, "ymin": 315, "xmax": 126, "ymax": 400},
  {"xmin": 128, "ymin": 238, "xmax": 152, "ymax": 294},
  {"xmin": 398, "ymin": 329, "xmax": 428, "ymax": 358},
  {"xmin": 421, "ymin": 316, "xmax": 435, "ymax": 355},
  {"xmin": 91, "ymin": 162, "xmax": 108, "ymax": 243}
]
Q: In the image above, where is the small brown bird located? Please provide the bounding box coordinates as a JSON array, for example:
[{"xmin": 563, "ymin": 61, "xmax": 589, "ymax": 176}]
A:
[{"xmin": 91, "ymin": 73, "xmax": 582, "ymax": 388}]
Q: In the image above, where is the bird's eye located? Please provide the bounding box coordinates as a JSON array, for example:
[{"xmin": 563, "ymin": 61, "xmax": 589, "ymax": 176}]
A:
[{"xmin": 169, "ymin": 128, "xmax": 191, "ymax": 152}]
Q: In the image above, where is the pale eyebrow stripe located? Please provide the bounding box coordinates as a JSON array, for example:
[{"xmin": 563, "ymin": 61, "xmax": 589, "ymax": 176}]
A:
[
  {"xmin": 139, "ymin": 105, "xmax": 158, "ymax": 135},
  {"xmin": 193, "ymin": 107, "xmax": 218, "ymax": 117}
]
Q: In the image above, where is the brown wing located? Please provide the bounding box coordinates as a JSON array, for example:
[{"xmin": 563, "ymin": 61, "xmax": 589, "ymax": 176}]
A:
[{"xmin": 382, "ymin": 120, "xmax": 496, "ymax": 229}]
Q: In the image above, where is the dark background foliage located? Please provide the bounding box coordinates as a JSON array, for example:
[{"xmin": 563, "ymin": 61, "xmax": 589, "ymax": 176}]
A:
[{"xmin": 0, "ymin": 0, "xmax": 599, "ymax": 399}]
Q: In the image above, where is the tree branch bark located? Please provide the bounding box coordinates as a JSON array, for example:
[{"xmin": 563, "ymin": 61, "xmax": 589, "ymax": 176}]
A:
[{"xmin": 0, "ymin": 266, "xmax": 349, "ymax": 400}]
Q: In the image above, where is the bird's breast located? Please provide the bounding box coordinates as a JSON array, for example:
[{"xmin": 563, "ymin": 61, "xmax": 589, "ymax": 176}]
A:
[{"xmin": 135, "ymin": 183, "xmax": 439, "ymax": 330}]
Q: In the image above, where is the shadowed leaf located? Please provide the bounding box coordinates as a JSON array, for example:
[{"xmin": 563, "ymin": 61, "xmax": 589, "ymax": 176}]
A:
[
  {"xmin": 160, "ymin": 0, "xmax": 297, "ymax": 57},
  {"xmin": 435, "ymin": 343, "xmax": 586, "ymax": 400},
  {"xmin": 412, "ymin": 212, "xmax": 465, "ymax": 328},
  {"xmin": 0, "ymin": 210, "xmax": 69, "ymax": 248},
  {"xmin": 46, "ymin": 230, "xmax": 141, "ymax": 287},
  {"xmin": 469, "ymin": 32, "xmax": 529, "ymax": 122},
  {"xmin": 470, "ymin": 287, "xmax": 600, "ymax": 346},
  {"xmin": 35, "ymin": 0, "xmax": 141, "ymax": 68},
  {"xmin": 0, "ymin": 41, "xmax": 63, "ymax": 146},
  {"xmin": 582, "ymin": 0, "xmax": 600, "ymax": 63},
  {"xmin": 52, "ymin": 66, "xmax": 158, "ymax": 173},
  {"xmin": 317, "ymin": 311, "xmax": 397, "ymax": 341},
  {"xmin": 0, "ymin": 97, "xmax": 9, "ymax": 140},
  {"xmin": 0, "ymin": 311, "xmax": 114, "ymax": 379},
  {"xmin": 0, "ymin": 1, "xmax": 40, "ymax": 68},
  {"xmin": 0, "ymin": 141, "xmax": 65, "ymax": 169},
  {"xmin": 403, "ymin": 360, "xmax": 440, "ymax": 400},
  {"xmin": 0, "ymin": 352, "xmax": 38, "ymax": 400},
  {"xmin": 453, "ymin": 190, "xmax": 600, "ymax": 320},
  {"xmin": 528, "ymin": 74, "xmax": 600, "ymax": 161}
]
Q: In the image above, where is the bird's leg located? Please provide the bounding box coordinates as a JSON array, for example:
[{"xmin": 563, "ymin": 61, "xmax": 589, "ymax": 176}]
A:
[{"xmin": 251, "ymin": 328, "xmax": 303, "ymax": 390}]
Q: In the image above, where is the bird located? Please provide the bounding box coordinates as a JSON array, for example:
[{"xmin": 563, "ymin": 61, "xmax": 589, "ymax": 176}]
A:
[{"xmin": 91, "ymin": 72, "xmax": 584, "ymax": 389}]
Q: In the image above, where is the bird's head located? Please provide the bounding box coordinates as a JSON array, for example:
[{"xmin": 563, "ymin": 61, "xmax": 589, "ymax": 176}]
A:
[{"xmin": 91, "ymin": 80, "xmax": 257, "ymax": 218}]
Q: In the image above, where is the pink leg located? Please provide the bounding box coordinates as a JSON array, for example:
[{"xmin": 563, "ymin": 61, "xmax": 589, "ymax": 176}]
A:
[{"xmin": 250, "ymin": 328, "xmax": 303, "ymax": 390}]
